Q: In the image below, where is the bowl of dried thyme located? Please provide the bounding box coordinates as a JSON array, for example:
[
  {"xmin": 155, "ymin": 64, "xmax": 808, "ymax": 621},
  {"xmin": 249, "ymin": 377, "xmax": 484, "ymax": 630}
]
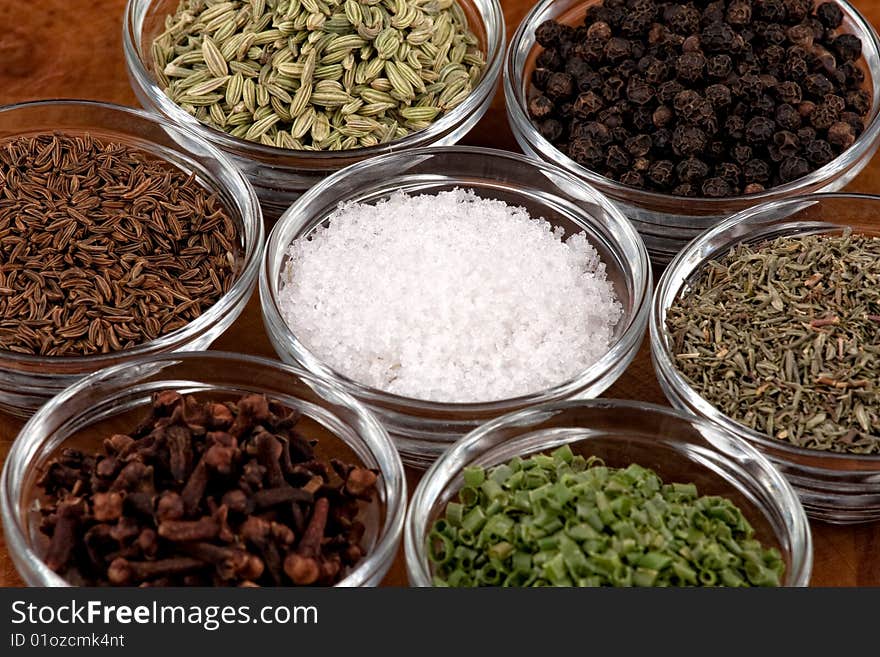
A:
[
  {"xmin": 0, "ymin": 100, "xmax": 264, "ymax": 417},
  {"xmin": 505, "ymin": 0, "xmax": 880, "ymax": 263},
  {"xmin": 0, "ymin": 352, "xmax": 406, "ymax": 587},
  {"xmin": 123, "ymin": 0, "xmax": 505, "ymax": 219},
  {"xmin": 405, "ymin": 399, "xmax": 812, "ymax": 586},
  {"xmin": 651, "ymin": 192, "xmax": 880, "ymax": 523}
]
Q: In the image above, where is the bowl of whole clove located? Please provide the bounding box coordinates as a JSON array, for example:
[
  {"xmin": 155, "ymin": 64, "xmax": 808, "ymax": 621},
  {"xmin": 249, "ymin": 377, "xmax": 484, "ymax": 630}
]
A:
[
  {"xmin": 0, "ymin": 100, "xmax": 264, "ymax": 417},
  {"xmin": 505, "ymin": 0, "xmax": 880, "ymax": 263},
  {"xmin": 0, "ymin": 352, "xmax": 406, "ymax": 586},
  {"xmin": 651, "ymin": 193, "xmax": 880, "ymax": 524}
]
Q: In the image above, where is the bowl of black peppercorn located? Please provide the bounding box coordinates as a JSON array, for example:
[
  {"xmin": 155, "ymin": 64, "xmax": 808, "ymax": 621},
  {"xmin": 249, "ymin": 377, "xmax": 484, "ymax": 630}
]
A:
[{"xmin": 504, "ymin": 0, "xmax": 880, "ymax": 263}]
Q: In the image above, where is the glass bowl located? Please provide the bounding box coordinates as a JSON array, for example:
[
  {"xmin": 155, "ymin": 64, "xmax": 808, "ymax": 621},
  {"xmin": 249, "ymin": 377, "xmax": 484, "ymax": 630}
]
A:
[
  {"xmin": 0, "ymin": 100, "xmax": 264, "ymax": 417},
  {"xmin": 260, "ymin": 146, "xmax": 651, "ymax": 467},
  {"xmin": 0, "ymin": 351, "xmax": 406, "ymax": 587},
  {"xmin": 504, "ymin": 0, "xmax": 880, "ymax": 264},
  {"xmin": 123, "ymin": 0, "xmax": 506, "ymax": 220},
  {"xmin": 405, "ymin": 399, "xmax": 812, "ymax": 586},
  {"xmin": 651, "ymin": 193, "xmax": 880, "ymax": 524}
]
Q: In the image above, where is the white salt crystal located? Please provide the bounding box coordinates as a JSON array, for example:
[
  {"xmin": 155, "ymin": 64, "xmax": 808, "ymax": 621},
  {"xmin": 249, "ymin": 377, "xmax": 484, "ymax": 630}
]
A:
[{"xmin": 278, "ymin": 189, "xmax": 623, "ymax": 403}]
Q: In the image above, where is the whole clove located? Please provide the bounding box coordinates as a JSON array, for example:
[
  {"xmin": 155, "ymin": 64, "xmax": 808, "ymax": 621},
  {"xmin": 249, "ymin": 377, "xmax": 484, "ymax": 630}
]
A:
[
  {"xmin": 527, "ymin": 1, "xmax": 871, "ymax": 197},
  {"xmin": 36, "ymin": 391, "xmax": 379, "ymax": 586}
]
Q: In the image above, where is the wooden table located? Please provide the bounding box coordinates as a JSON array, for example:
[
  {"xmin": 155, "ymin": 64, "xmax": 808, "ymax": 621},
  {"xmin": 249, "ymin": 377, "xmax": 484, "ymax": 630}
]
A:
[{"xmin": 0, "ymin": 0, "xmax": 878, "ymax": 587}]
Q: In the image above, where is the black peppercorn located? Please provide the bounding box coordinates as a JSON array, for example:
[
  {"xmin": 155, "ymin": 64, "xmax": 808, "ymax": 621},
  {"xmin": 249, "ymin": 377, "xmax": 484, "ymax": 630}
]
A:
[
  {"xmin": 538, "ymin": 119, "xmax": 564, "ymax": 142},
  {"xmin": 625, "ymin": 133, "xmax": 652, "ymax": 157},
  {"xmin": 846, "ymin": 89, "xmax": 871, "ymax": 115},
  {"xmin": 568, "ymin": 138, "xmax": 605, "ymax": 165},
  {"xmin": 726, "ymin": 1, "xmax": 752, "ymax": 26},
  {"xmin": 731, "ymin": 143, "xmax": 753, "ymax": 164},
  {"xmin": 652, "ymin": 105, "xmax": 674, "ymax": 127},
  {"xmin": 665, "ymin": 5, "xmax": 701, "ymax": 35},
  {"xmin": 745, "ymin": 116, "xmax": 776, "ymax": 144},
  {"xmin": 706, "ymin": 54, "xmax": 733, "ymax": 78},
  {"xmin": 573, "ymin": 91, "xmax": 604, "ymax": 118},
  {"xmin": 782, "ymin": 0, "xmax": 811, "ymax": 23},
  {"xmin": 803, "ymin": 73, "xmax": 835, "ymax": 98},
  {"xmin": 775, "ymin": 103, "xmax": 802, "ymax": 130},
  {"xmin": 701, "ymin": 22, "xmax": 737, "ymax": 52},
  {"xmin": 535, "ymin": 20, "xmax": 564, "ymax": 47},
  {"xmin": 803, "ymin": 138, "xmax": 835, "ymax": 164},
  {"xmin": 648, "ymin": 159, "xmax": 675, "ymax": 187},
  {"xmin": 827, "ymin": 121, "xmax": 856, "ymax": 148},
  {"xmin": 532, "ymin": 67, "xmax": 553, "ymax": 90},
  {"xmin": 526, "ymin": 0, "xmax": 869, "ymax": 198},
  {"xmin": 619, "ymin": 170, "xmax": 645, "ymax": 187},
  {"xmin": 528, "ymin": 95, "xmax": 555, "ymax": 120},
  {"xmin": 606, "ymin": 144, "xmax": 631, "ymax": 170},
  {"xmin": 816, "ymin": 2, "xmax": 844, "ymax": 29},
  {"xmin": 743, "ymin": 158, "xmax": 771, "ymax": 182},
  {"xmin": 701, "ymin": 176, "xmax": 732, "ymax": 197},
  {"xmin": 546, "ymin": 72, "xmax": 575, "ymax": 101},
  {"xmin": 626, "ymin": 77, "xmax": 655, "ymax": 105},
  {"xmin": 774, "ymin": 80, "xmax": 802, "ymax": 105},
  {"xmin": 779, "ymin": 156, "xmax": 810, "ymax": 182},
  {"xmin": 833, "ymin": 34, "xmax": 862, "ymax": 63},
  {"xmin": 676, "ymin": 157, "xmax": 710, "ymax": 183},
  {"xmin": 536, "ymin": 48, "xmax": 562, "ymax": 70},
  {"xmin": 604, "ymin": 37, "xmax": 633, "ymax": 62},
  {"xmin": 725, "ymin": 115, "xmax": 746, "ymax": 140}
]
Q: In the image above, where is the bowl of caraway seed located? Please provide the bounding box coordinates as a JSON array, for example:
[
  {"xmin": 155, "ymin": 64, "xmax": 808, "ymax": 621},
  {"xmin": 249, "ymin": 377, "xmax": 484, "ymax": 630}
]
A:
[
  {"xmin": 651, "ymin": 192, "xmax": 880, "ymax": 524},
  {"xmin": 123, "ymin": 0, "xmax": 505, "ymax": 219},
  {"xmin": 405, "ymin": 399, "xmax": 812, "ymax": 587},
  {"xmin": 0, "ymin": 352, "xmax": 406, "ymax": 587},
  {"xmin": 505, "ymin": 0, "xmax": 880, "ymax": 263},
  {"xmin": 0, "ymin": 100, "xmax": 263, "ymax": 416}
]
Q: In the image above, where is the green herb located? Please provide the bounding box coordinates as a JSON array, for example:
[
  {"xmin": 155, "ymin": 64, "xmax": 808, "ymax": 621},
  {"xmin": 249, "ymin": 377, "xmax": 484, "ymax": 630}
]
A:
[
  {"xmin": 152, "ymin": 0, "xmax": 486, "ymax": 151},
  {"xmin": 428, "ymin": 446, "xmax": 784, "ymax": 587},
  {"xmin": 667, "ymin": 230, "xmax": 880, "ymax": 454}
]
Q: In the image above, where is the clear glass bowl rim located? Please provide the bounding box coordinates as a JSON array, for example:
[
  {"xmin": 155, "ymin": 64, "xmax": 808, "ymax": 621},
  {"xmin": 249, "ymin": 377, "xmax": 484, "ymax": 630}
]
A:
[
  {"xmin": 504, "ymin": 0, "xmax": 880, "ymax": 207},
  {"xmin": 122, "ymin": 0, "xmax": 507, "ymax": 162},
  {"xmin": 0, "ymin": 350, "xmax": 407, "ymax": 587},
  {"xmin": 0, "ymin": 98, "xmax": 265, "ymax": 367},
  {"xmin": 650, "ymin": 191, "xmax": 880, "ymax": 468},
  {"xmin": 404, "ymin": 398, "xmax": 814, "ymax": 587},
  {"xmin": 259, "ymin": 144, "xmax": 652, "ymax": 415}
]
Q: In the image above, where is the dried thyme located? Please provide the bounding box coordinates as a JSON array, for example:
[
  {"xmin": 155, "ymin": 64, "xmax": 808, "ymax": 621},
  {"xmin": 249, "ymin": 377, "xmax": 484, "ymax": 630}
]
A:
[
  {"xmin": 0, "ymin": 133, "xmax": 240, "ymax": 357},
  {"xmin": 666, "ymin": 231, "xmax": 880, "ymax": 454},
  {"xmin": 152, "ymin": 0, "xmax": 486, "ymax": 150}
]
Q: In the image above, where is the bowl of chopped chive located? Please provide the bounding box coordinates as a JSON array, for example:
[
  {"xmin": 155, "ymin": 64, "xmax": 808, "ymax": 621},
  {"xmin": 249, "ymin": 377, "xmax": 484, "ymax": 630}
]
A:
[
  {"xmin": 1, "ymin": 352, "xmax": 406, "ymax": 587},
  {"xmin": 0, "ymin": 100, "xmax": 263, "ymax": 417},
  {"xmin": 405, "ymin": 399, "xmax": 812, "ymax": 586},
  {"xmin": 123, "ymin": 0, "xmax": 505, "ymax": 219},
  {"xmin": 260, "ymin": 146, "xmax": 651, "ymax": 468},
  {"xmin": 652, "ymin": 192, "xmax": 880, "ymax": 524},
  {"xmin": 504, "ymin": 0, "xmax": 880, "ymax": 263}
]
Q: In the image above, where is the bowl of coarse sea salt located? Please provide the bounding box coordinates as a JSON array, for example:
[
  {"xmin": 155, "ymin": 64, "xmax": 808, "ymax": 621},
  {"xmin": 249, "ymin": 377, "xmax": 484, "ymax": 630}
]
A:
[{"xmin": 260, "ymin": 147, "xmax": 651, "ymax": 467}]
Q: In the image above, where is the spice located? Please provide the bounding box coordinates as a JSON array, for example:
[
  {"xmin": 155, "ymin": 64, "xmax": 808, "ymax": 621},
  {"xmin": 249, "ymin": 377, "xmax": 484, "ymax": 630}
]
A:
[
  {"xmin": 666, "ymin": 231, "xmax": 880, "ymax": 454},
  {"xmin": 428, "ymin": 446, "xmax": 784, "ymax": 587},
  {"xmin": 0, "ymin": 133, "xmax": 239, "ymax": 356},
  {"xmin": 528, "ymin": 1, "xmax": 871, "ymax": 197},
  {"xmin": 36, "ymin": 391, "xmax": 378, "ymax": 586},
  {"xmin": 153, "ymin": 0, "xmax": 486, "ymax": 151},
  {"xmin": 278, "ymin": 189, "xmax": 622, "ymax": 403}
]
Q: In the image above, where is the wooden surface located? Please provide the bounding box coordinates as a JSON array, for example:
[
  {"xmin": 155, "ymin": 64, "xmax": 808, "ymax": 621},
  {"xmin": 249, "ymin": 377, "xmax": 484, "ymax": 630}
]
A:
[{"xmin": 0, "ymin": 0, "xmax": 878, "ymax": 587}]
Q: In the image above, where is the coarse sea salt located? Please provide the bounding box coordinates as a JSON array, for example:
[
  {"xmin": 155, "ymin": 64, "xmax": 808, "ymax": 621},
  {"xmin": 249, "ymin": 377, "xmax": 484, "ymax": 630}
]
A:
[{"xmin": 278, "ymin": 189, "xmax": 623, "ymax": 403}]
